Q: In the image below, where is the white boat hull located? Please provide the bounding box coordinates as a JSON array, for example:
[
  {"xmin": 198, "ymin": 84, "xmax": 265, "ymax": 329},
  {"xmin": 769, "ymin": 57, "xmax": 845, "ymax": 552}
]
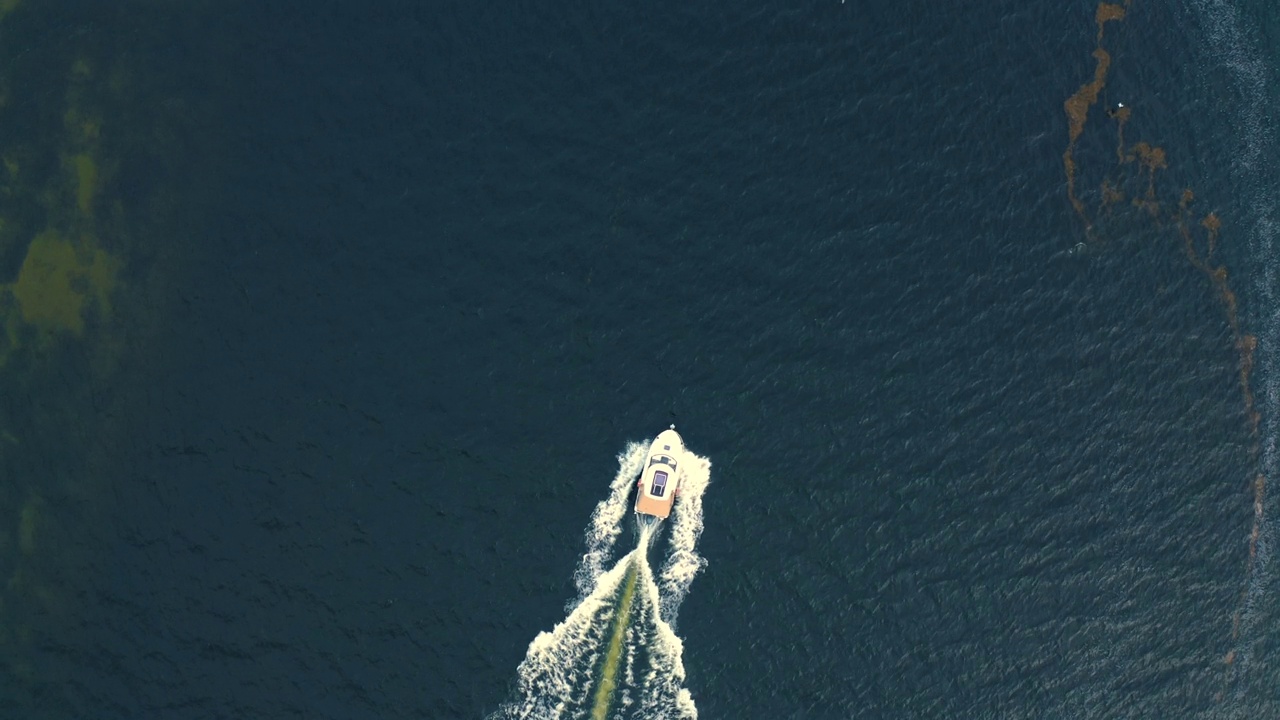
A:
[{"xmin": 634, "ymin": 427, "xmax": 685, "ymax": 520}]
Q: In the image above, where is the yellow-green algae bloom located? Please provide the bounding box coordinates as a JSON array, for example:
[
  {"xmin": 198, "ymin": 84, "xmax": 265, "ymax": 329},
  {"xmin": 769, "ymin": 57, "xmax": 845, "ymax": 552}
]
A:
[
  {"xmin": 9, "ymin": 230, "xmax": 118, "ymax": 336},
  {"xmin": 0, "ymin": 59, "xmax": 119, "ymax": 358},
  {"xmin": 0, "ymin": 0, "xmax": 21, "ymax": 22}
]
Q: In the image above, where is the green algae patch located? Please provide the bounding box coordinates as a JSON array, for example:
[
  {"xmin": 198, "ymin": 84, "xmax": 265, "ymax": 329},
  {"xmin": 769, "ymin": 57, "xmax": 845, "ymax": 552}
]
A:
[
  {"xmin": 17, "ymin": 497, "xmax": 42, "ymax": 555},
  {"xmin": 0, "ymin": 312, "xmax": 15, "ymax": 368},
  {"xmin": 0, "ymin": 6, "xmax": 217, "ymax": 708},
  {"xmin": 0, "ymin": 0, "xmax": 20, "ymax": 22},
  {"xmin": 9, "ymin": 231, "xmax": 118, "ymax": 335},
  {"xmin": 71, "ymin": 153, "xmax": 97, "ymax": 216}
]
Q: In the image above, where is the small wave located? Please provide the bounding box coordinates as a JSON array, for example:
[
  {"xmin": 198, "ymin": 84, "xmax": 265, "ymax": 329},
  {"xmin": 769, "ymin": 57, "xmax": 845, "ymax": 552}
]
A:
[{"xmin": 1187, "ymin": 0, "xmax": 1279, "ymax": 698}]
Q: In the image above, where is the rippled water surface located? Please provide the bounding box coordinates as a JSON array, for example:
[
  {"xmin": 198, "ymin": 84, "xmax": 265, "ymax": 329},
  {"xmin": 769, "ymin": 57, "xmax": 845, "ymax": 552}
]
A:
[{"xmin": 0, "ymin": 1, "xmax": 1277, "ymax": 718}]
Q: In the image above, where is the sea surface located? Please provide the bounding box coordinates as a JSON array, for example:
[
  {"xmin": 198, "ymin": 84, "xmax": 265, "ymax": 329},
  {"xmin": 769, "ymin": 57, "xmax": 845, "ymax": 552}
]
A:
[{"xmin": 0, "ymin": 1, "xmax": 1277, "ymax": 718}]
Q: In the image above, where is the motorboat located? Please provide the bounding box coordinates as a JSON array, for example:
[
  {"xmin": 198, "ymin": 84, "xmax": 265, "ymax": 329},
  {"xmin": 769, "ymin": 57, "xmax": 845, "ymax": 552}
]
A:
[{"xmin": 634, "ymin": 426, "xmax": 684, "ymax": 520}]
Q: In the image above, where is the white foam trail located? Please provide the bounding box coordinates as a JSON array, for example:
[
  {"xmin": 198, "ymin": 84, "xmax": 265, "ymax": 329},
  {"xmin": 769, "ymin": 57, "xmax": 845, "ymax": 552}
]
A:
[
  {"xmin": 498, "ymin": 555, "xmax": 631, "ymax": 720},
  {"xmin": 619, "ymin": 623, "xmax": 638, "ymax": 715},
  {"xmin": 1187, "ymin": 0, "xmax": 1279, "ymax": 692},
  {"xmin": 658, "ymin": 451, "xmax": 712, "ymax": 626},
  {"xmin": 571, "ymin": 442, "xmax": 649, "ymax": 605},
  {"xmin": 634, "ymin": 552, "xmax": 699, "ymax": 720},
  {"xmin": 494, "ymin": 438, "xmax": 711, "ymax": 719}
]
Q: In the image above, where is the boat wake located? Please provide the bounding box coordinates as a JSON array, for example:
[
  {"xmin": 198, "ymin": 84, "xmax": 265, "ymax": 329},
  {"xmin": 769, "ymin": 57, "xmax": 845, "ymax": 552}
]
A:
[{"xmin": 491, "ymin": 440, "xmax": 712, "ymax": 720}]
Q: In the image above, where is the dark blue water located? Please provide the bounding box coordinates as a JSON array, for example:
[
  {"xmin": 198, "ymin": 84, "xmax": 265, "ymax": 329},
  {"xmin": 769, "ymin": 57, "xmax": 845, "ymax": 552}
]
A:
[{"xmin": 0, "ymin": 0, "xmax": 1277, "ymax": 717}]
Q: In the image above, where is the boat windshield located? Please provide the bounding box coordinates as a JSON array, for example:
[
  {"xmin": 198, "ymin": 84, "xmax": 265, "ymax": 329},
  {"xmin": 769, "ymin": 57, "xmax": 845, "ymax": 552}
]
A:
[
  {"xmin": 651, "ymin": 471, "xmax": 668, "ymax": 497},
  {"xmin": 648, "ymin": 455, "xmax": 677, "ymax": 470}
]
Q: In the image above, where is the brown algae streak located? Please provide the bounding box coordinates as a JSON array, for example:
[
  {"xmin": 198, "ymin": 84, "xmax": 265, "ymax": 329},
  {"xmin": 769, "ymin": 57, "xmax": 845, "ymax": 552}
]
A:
[
  {"xmin": 1062, "ymin": 2, "xmax": 1129, "ymax": 229},
  {"xmin": 1062, "ymin": 1, "xmax": 1267, "ymax": 698}
]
